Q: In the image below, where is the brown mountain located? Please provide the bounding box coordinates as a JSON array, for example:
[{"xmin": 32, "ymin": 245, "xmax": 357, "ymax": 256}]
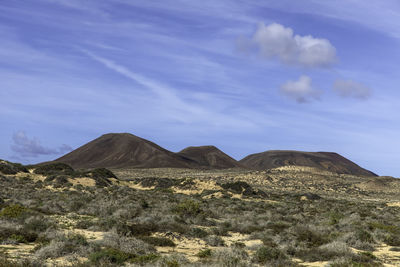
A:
[
  {"xmin": 55, "ymin": 133, "xmax": 197, "ymax": 169},
  {"xmin": 177, "ymin": 146, "xmax": 243, "ymax": 169},
  {"xmin": 240, "ymin": 150, "xmax": 377, "ymax": 176}
]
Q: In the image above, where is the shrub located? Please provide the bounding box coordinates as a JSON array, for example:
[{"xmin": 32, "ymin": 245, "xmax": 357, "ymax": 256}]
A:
[
  {"xmin": 0, "ymin": 160, "xmax": 28, "ymax": 175},
  {"xmin": 172, "ymin": 199, "xmax": 202, "ymax": 217},
  {"xmin": 0, "ymin": 204, "xmax": 27, "ymax": 219},
  {"xmin": 356, "ymin": 229, "xmax": 374, "ymax": 243},
  {"xmin": 204, "ymin": 235, "xmax": 225, "ymax": 246},
  {"xmin": 213, "ymin": 247, "xmax": 250, "ymax": 266},
  {"xmin": 254, "ymin": 246, "xmax": 287, "ymax": 263},
  {"xmin": 221, "ymin": 181, "xmax": 255, "ymax": 196},
  {"xmin": 130, "ymin": 253, "xmax": 160, "ymax": 264},
  {"xmin": 293, "ymin": 225, "xmax": 329, "ymax": 247},
  {"xmin": 116, "ymin": 222, "xmax": 158, "ymax": 236},
  {"xmin": 89, "ymin": 248, "xmax": 133, "ymax": 264},
  {"xmin": 267, "ymin": 221, "xmax": 290, "ymax": 234},
  {"xmin": 384, "ymin": 233, "xmax": 400, "ymax": 246},
  {"xmin": 101, "ymin": 232, "xmax": 155, "ymax": 255},
  {"xmin": 33, "ymin": 163, "xmax": 74, "ymax": 176},
  {"xmin": 139, "ymin": 236, "xmax": 176, "ymax": 247},
  {"xmin": 295, "ymin": 241, "xmax": 353, "ymax": 261},
  {"xmin": 89, "ymin": 168, "xmax": 116, "ymax": 179},
  {"xmin": 0, "ymin": 227, "xmax": 38, "ymax": 243},
  {"xmin": 190, "ymin": 227, "xmax": 209, "ymax": 238},
  {"xmin": 197, "ymin": 248, "xmax": 212, "ymax": 258},
  {"xmin": 35, "ymin": 233, "xmax": 88, "ymax": 259}
]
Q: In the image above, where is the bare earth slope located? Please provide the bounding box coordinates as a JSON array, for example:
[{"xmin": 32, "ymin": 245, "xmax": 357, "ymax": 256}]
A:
[
  {"xmin": 55, "ymin": 133, "xmax": 197, "ymax": 169},
  {"xmin": 177, "ymin": 146, "xmax": 243, "ymax": 169},
  {"xmin": 240, "ymin": 150, "xmax": 377, "ymax": 176}
]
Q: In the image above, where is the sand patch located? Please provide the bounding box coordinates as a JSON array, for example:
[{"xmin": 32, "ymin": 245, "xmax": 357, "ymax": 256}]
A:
[
  {"xmin": 119, "ymin": 181, "xmax": 155, "ymax": 190},
  {"xmin": 46, "ymin": 256, "xmax": 87, "ymax": 266},
  {"xmin": 152, "ymin": 232, "xmax": 207, "ymax": 262},
  {"xmin": 203, "ymin": 191, "xmax": 225, "ymax": 199},
  {"xmin": 172, "ymin": 179, "xmax": 222, "ymax": 195},
  {"xmin": 387, "ymin": 202, "xmax": 400, "ymax": 207},
  {"xmin": 68, "ymin": 177, "xmax": 96, "ymax": 187},
  {"xmin": 372, "ymin": 244, "xmax": 400, "ymax": 266},
  {"xmin": 221, "ymin": 232, "xmax": 263, "ymax": 249},
  {"xmin": 14, "ymin": 172, "xmax": 46, "ymax": 182},
  {"xmin": 0, "ymin": 243, "xmax": 35, "ymax": 259},
  {"xmin": 298, "ymin": 260, "xmax": 329, "ymax": 266}
]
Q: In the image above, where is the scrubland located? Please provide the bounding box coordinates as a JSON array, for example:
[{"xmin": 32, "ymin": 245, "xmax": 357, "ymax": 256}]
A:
[{"xmin": 1, "ymin": 160, "xmax": 400, "ymax": 266}]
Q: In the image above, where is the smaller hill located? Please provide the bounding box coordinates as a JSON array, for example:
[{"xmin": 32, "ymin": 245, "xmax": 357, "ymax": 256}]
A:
[
  {"xmin": 177, "ymin": 146, "xmax": 243, "ymax": 169},
  {"xmin": 240, "ymin": 150, "xmax": 377, "ymax": 177}
]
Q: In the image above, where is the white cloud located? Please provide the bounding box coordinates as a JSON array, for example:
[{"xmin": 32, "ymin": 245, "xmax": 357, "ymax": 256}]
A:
[
  {"xmin": 333, "ymin": 79, "xmax": 371, "ymax": 99},
  {"xmin": 248, "ymin": 22, "xmax": 337, "ymax": 68},
  {"xmin": 11, "ymin": 131, "xmax": 72, "ymax": 158},
  {"xmin": 280, "ymin": 75, "xmax": 321, "ymax": 103}
]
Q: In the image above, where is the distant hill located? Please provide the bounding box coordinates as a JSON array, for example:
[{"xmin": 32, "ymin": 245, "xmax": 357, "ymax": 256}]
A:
[
  {"xmin": 55, "ymin": 133, "xmax": 197, "ymax": 169},
  {"xmin": 239, "ymin": 150, "xmax": 377, "ymax": 177},
  {"xmin": 177, "ymin": 146, "xmax": 243, "ymax": 169}
]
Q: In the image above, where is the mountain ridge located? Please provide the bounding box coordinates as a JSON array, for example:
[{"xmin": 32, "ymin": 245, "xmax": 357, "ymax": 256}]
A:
[{"xmin": 53, "ymin": 133, "xmax": 376, "ymax": 176}]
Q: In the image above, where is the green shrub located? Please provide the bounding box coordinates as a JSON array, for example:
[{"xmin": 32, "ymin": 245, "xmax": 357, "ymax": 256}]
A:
[
  {"xmin": 33, "ymin": 163, "xmax": 75, "ymax": 176},
  {"xmin": 172, "ymin": 199, "xmax": 202, "ymax": 217},
  {"xmin": 130, "ymin": 253, "xmax": 160, "ymax": 264},
  {"xmin": 197, "ymin": 248, "xmax": 212, "ymax": 258},
  {"xmin": 356, "ymin": 229, "xmax": 374, "ymax": 243},
  {"xmin": 190, "ymin": 227, "xmax": 208, "ymax": 238},
  {"xmin": 0, "ymin": 160, "xmax": 28, "ymax": 175},
  {"xmin": 254, "ymin": 246, "xmax": 287, "ymax": 263},
  {"xmin": 384, "ymin": 233, "xmax": 400, "ymax": 246},
  {"xmin": 267, "ymin": 221, "xmax": 290, "ymax": 234},
  {"xmin": 116, "ymin": 222, "xmax": 158, "ymax": 236},
  {"xmin": 0, "ymin": 228, "xmax": 37, "ymax": 243},
  {"xmin": 293, "ymin": 226, "xmax": 329, "ymax": 247},
  {"xmin": 329, "ymin": 211, "xmax": 344, "ymax": 225},
  {"xmin": 89, "ymin": 248, "xmax": 133, "ymax": 264},
  {"xmin": 0, "ymin": 204, "xmax": 27, "ymax": 218},
  {"xmin": 89, "ymin": 168, "xmax": 116, "ymax": 179}
]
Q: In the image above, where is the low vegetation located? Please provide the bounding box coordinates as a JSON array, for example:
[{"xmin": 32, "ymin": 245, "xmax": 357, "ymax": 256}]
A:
[{"xmin": 0, "ymin": 160, "xmax": 399, "ymax": 266}]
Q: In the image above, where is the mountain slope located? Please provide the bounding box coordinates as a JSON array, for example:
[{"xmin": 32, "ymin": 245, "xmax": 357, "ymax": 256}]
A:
[
  {"xmin": 240, "ymin": 150, "xmax": 377, "ymax": 176},
  {"xmin": 177, "ymin": 146, "xmax": 243, "ymax": 169},
  {"xmin": 55, "ymin": 133, "xmax": 197, "ymax": 169}
]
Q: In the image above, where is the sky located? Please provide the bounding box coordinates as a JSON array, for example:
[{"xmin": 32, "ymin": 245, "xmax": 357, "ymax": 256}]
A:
[{"xmin": 1, "ymin": 0, "xmax": 400, "ymax": 176}]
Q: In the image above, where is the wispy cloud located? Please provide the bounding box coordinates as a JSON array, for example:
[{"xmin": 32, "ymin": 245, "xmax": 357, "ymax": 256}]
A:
[
  {"xmin": 333, "ymin": 79, "xmax": 371, "ymax": 99},
  {"xmin": 11, "ymin": 131, "xmax": 72, "ymax": 158},
  {"xmin": 79, "ymin": 49, "xmax": 202, "ymax": 116},
  {"xmin": 80, "ymin": 49, "xmax": 258, "ymax": 129}
]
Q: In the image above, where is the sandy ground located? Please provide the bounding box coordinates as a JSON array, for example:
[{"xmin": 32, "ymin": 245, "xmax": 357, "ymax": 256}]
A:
[
  {"xmin": 386, "ymin": 202, "xmax": 400, "ymax": 207},
  {"xmin": 153, "ymin": 232, "xmax": 207, "ymax": 262},
  {"xmin": 0, "ymin": 243, "xmax": 35, "ymax": 259},
  {"xmin": 172, "ymin": 179, "xmax": 222, "ymax": 195}
]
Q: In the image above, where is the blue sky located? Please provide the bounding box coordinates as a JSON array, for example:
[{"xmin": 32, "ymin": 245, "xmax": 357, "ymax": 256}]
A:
[{"xmin": 1, "ymin": 0, "xmax": 400, "ymax": 176}]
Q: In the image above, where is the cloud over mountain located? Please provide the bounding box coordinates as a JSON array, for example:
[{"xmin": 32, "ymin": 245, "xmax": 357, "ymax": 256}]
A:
[{"xmin": 245, "ymin": 22, "xmax": 337, "ymax": 68}]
